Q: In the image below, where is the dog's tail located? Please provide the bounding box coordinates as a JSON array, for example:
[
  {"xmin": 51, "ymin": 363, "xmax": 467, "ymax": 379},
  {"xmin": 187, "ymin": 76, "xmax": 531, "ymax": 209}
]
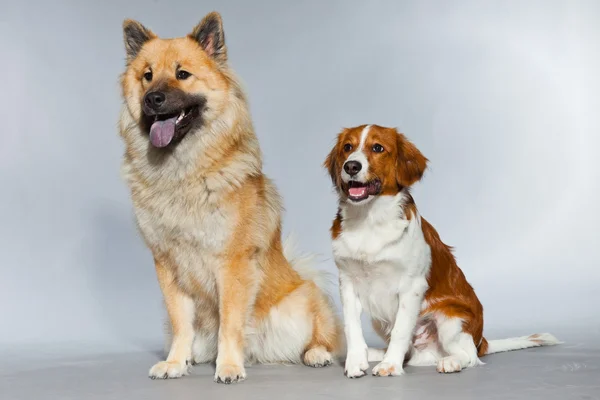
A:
[
  {"xmin": 366, "ymin": 348, "xmax": 386, "ymax": 362},
  {"xmin": 484, "ymin": 333, "xmax": 562, "ymax": 355},
  {"xmin": 362, "ymin": 334, "xmax": 563, "ymax": 363},
  {"xmin": 282, "ymin": 233, "xmax": 335, "ymax": 291},
  {"xmin": 283, "ymin": 234, "xmax": 387, "ymax": 363}
]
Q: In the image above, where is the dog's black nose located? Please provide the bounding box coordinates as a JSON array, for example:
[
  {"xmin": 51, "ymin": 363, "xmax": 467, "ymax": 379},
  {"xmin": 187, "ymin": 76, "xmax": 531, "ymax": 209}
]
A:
[
  {"xmin": 144, "ymin": 91, "xmax": 166, "ymax": 110},
  {"xmin": 344, "ymin": 160, "xmax": 362, "ymax": 176}
]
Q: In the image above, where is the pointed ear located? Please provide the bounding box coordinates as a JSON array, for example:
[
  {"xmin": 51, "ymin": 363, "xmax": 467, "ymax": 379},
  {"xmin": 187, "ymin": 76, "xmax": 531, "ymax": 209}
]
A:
[
  {"xmin": 396, "ymin": 132, "xmax": 428, "ymax": 187},
  {"xmin": 189, "ymin": 12, "xmax": 227, "ymax": 64},
  {"xmin": 324, "ymin": 143, "xmax": 340, "ymax": 187},
  {"xmin": 123, "ymin": 19, "xmax": 155, "ymax": 62}
]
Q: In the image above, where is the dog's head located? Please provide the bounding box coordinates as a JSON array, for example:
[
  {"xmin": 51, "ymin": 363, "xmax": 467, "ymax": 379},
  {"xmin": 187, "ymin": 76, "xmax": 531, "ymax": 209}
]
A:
[
  {"xmin": 324, "ymin": 125, "xmax": 428, "ymax": 205},
  {"xmin": 120, "ymin": 12, "xmax": 231, "ymax": 149}
]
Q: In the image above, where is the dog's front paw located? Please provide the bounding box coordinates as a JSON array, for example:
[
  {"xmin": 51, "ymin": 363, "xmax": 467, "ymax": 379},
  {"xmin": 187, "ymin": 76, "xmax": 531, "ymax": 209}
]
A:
[
  {"xmin": 149, "ymin": 360, "xmax": 189, "ymax": 379},
  {"xmin": 214, "ymin": 363, "xmax": 246, "ymax": 384},
  {"xmin": 344, "ymin": 349, "xmax": 369, "ymax": 379},
  {"xmin": 372, "ymin": 361, "xmax": 404, "ymax": 377}
]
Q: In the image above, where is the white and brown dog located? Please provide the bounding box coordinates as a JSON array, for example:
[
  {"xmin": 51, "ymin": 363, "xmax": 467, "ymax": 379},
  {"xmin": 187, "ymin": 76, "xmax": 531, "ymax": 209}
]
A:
[{"xmin": 324, "ymin": 124, "xmax": 561, "ymax": 378}]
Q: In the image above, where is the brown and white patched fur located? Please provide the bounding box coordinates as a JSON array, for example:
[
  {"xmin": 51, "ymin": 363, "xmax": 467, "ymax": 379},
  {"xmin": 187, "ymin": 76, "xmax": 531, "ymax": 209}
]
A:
[
  {"xmin": 324, "ymin": 124, "xmax": 561, "ymax": 378},
  {"xmin": 118, "ymin": 12, "xmax": 341, "ymax": 384}
]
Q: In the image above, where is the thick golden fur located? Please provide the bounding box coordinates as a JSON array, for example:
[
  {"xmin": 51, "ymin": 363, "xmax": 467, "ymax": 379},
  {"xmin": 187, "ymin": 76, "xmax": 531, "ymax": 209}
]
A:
[{"xmin": 118, "ymin": 12, "xmax": 341, "ymax": 384}]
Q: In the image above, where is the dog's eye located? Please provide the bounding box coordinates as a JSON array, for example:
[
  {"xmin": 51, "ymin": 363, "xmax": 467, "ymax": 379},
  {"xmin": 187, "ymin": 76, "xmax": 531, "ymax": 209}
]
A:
[
  {"xmin": 177, "ymin": 70, "xmax": 191, "ymax": 80},
  {"xmin": 343, "ymin": 144, "xmax": 353, "ymax": 152},
  {"xmin": 372, "ymin": 144, "xmax": 384, "ymax": 153},
  {"xmin": 143, "ymin": 71, "xmax": 153, "ymax": 81}
]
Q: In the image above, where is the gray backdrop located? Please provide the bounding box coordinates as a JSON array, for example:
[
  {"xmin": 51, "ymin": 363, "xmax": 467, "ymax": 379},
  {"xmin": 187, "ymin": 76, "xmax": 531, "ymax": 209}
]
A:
[{"xmin": 2, "ymin": 0, "xmax": 599, "ymax": 355}]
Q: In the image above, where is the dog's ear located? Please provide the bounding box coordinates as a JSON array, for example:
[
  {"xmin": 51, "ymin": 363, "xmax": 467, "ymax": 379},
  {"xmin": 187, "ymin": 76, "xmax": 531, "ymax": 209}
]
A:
[
  {"xmin": 123, "ymin": 19, "xmax": 155, "ymax": 63},
  {"xmin": 324, "ymin": 142, "xmax": 340, "ymax": 188},
  {"xmin": 190, "ymin": 12, "xmax": 227, "ymax": 65},
  {"xmin": 395, "ymin": 131, "xmax": 428, "ymax": 187}
]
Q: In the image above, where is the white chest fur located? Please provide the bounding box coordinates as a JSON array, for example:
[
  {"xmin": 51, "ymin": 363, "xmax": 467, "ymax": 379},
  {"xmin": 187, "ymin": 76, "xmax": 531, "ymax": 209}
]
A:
[
  {"xmin": 332, "ymin": 194, "xmax": 432, "ymax": 323},
  {"xmin": 124, "ymin": 168, "xmax": 234, "ymax": 298},
  {"xmin": 133, "ymin": 185, "xmax": 232, "ymax": 254}
]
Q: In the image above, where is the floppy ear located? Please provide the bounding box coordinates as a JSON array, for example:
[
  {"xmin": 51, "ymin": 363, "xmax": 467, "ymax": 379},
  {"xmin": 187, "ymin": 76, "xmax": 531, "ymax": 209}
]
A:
[
  {"xmin": 396, "ymin": 132, "xmax": 428, "ymax": 187},
  {"xmin": 123, "ymin": 19, "xmax": 155, "ymax": 63},
  {"xmin": 324, "ymin": 144, "xmax": 340, "ymax": 187},
  {"xmin": 189, "ymin": 12, "xmax": 227, "ymax": 65}
]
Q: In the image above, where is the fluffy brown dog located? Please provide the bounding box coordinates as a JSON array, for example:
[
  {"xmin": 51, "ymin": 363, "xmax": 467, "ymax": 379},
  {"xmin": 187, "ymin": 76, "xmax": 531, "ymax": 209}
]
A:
[{"xmin": 118, "ymin": 12, "xmax": 341, "ymax": 384}]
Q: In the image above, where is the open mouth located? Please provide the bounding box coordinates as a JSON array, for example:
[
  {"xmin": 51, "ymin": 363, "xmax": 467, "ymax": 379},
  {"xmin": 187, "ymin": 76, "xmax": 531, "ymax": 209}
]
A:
[
  {"xmin": 347, "ymin": 180, "xmax": 382, "ymax": 202},
  {"xmin": 148, "ymin": 106, "xmax": 201, "ymax": 148}
]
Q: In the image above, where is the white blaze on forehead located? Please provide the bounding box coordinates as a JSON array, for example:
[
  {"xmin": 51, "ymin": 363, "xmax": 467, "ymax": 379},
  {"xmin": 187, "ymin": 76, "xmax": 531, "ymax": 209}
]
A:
[
  {"xmin": 342, "ymin": 125, "xmax": 372, "ymax": 183},
  {"xmin": 348, "ymin": 125, "xmax": 372, "ymax": 160},
  {"xmin": 357, "ymin": 124, "xmax": 372, "ymax": 151}
]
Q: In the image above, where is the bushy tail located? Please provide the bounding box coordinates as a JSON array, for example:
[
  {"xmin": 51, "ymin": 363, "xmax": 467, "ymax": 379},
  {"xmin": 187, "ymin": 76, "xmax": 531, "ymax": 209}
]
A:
[
  {"xmin": 360, "ymin": 333, "xmax": 563, "ymax": 362},
  {"xmin": 282, "ymin": 233, "xmax": 335, "ymax": 291},
  {"xmin": 367, "ymin": 348, "xmax": 386, "ymax": 362},
  {"xmin": 282, "ymin": 234, "xmax": 386, "ymax": 363},
  {"xmin": 485, "ymin": 333, "xmax": 562, "ymax": 355}
]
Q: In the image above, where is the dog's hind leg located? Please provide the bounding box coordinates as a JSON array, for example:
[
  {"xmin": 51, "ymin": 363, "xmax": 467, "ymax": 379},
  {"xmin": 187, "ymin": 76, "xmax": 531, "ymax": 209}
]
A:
[
  {"xmin": 302, "ymin": 283, "xmax": 342, "ymax": 368},
  {"xmin": 435, "ymin": 312, "xmax": 482, "ymax": 373}
]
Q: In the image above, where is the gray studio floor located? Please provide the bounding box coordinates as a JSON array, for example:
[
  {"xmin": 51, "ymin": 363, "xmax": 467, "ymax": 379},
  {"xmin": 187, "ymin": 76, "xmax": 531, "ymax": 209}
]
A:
[{"xmin": 2, "ymin": 330, "xmax": 598, "ymax": 400}]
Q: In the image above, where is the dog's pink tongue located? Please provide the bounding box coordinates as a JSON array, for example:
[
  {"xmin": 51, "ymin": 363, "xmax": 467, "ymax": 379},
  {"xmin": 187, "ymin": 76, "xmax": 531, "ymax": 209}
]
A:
[
  {"xmin": 349, "ymin": 187, "xmax": 367, "ymax": 197},
  {"xmin": 149, "ymin": 117, "xmax": 177, "ymax": 148}
]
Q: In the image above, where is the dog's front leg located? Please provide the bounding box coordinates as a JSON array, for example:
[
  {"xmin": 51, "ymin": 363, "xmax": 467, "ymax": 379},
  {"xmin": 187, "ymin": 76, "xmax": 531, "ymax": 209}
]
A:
[
  {"xmin": 149, "ymin": 258, "xmax": 195, "ymax": 379},
  {"xmin": 339, "ymin": 271, "xmax": 369, "ymax": 378},
  {"xmin": 372, "ymin": 277, "xmax": 428, "ymax": 377},
  {"xmin": 214, "ymin": 254, "xmax": 257, "ymax": 384}
]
